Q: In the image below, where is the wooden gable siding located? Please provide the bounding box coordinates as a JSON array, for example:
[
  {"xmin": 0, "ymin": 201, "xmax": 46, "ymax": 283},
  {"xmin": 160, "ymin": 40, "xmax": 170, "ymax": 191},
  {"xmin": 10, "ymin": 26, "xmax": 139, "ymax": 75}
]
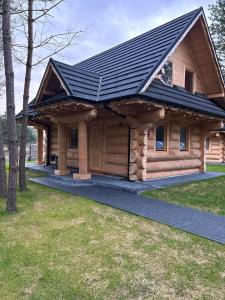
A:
[
  {"xmin": 169, "ymin": 37, "xmax": 204, "ymax": 93},
  {"xmin": 206, "ymin": 134, "xmax": 225, "ymax": 162},
  {"xmin": 147, "ymin": 121, "xmax": 202, "ymax": 179}
]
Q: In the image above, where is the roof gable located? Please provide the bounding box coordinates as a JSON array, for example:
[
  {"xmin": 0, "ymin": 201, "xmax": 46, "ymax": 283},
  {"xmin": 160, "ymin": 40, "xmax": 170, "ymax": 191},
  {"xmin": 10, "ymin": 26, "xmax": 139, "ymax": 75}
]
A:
[
  {"xmin": 33, "ymin": 7, "xmax": 225, "ymax": 119},
  {"xmin": 74, "ymin": 8, "xmax": 203, "ymax": 99}
]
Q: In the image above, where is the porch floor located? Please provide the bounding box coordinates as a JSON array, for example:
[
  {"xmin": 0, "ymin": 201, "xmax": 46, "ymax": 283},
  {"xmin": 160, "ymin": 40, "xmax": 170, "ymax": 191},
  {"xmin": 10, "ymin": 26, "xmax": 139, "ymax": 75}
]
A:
[{"xmin": 26, "ymin": 163, "xmax": 225, "ymax": 194}]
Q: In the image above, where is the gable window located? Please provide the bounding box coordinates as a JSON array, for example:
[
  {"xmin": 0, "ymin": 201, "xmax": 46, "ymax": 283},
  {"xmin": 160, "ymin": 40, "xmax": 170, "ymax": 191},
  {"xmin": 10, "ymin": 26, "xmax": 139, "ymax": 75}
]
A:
[
  {"xmin": 185, "ymin": 70, "xmax": 194, "ymax": 93},
  {"xmin": 205, "ymin": 138, "xmax": 210, "ymax": 150},
  {"xmin": 70, "ymin": 128, "xmax": 78, "ymax": 148},
  {"xmin": 156, "ymin": 125, "xmax": 166, "ymax": 151},
  {"xmin": 180, "ymin": 127, "xmax": 189, "ymax": 151},
  {"xmin": 160, "ymin": 61, "xmax": 173, "ymax": 86}
]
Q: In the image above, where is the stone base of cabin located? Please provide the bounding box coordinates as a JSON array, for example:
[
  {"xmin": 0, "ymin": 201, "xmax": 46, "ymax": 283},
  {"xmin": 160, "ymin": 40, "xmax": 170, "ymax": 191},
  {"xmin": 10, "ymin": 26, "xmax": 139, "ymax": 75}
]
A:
[
  {"xmin": 54, "ymin": 169, "xmax": 70, "ymax": 176},
  {"xmin": 73, "ymin": 173, "xmax": 91, "ymax": 180}
]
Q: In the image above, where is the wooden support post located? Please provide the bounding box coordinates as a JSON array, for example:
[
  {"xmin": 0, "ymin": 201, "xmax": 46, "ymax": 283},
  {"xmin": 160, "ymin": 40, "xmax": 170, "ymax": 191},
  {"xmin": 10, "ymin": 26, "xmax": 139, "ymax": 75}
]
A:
[
  {"xmin": 73, "ymin": 120, "xmax": 91, "ymax": 180},
  {"xmin": 54, "ymin": 123, "xmax": 70, "ymax": 176},
  {"xmin": 37, "ymin": 128, "xmax": 44, "ymax": 165},
  {"xmin": 200, "ymin": 131, "xmax": 208, "ymax": 173}
]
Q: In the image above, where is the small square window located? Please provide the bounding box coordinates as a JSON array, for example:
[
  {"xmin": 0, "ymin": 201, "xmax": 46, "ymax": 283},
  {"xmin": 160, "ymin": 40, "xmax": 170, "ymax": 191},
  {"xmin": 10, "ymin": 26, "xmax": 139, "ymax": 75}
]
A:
[
  {"xmin": 180, "ymin": 127, "xmax": 189, "ymax": 151},
  {"xmin": 156, "ymin": 125, "xmax": 166, "ymax": 151},
  {"xmin": 160, "ymin": 61, "xmax": 173, "ymax": 86},
  {"xmin": 70, "ymin": 128, "xmax": 78, "ymax": 148},
  {"xmin": 185, "ymin": 70, "xmax": 194, "ymax": 93}
]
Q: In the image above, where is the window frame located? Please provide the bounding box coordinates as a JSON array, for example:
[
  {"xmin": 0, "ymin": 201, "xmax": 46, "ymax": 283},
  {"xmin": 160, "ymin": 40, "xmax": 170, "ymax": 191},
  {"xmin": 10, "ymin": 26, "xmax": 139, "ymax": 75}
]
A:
[
  {"xmin": 69, "ymin": 127, "xmax": 79, "ymax": 149},
  {"xmin": 179, "ymin": 127, "xmax": 189, "ymax": 152},
  {"xmin": 155, "ymin": 124, "xmax": 167, "ymax": 151},
  {"xmin": 184, "ymin": 68, "xmax": 195, "ymax": 93}
]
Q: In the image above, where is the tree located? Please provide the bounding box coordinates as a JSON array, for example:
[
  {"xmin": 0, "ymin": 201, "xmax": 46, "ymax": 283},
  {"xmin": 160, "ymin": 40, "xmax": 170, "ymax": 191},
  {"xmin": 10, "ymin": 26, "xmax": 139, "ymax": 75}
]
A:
[
  {"xmin": 16, "ymin": 0, "xmax": 82, "ymax": 191},
  {"xmin": 0, "ymin": 7, "xmax": 7, "ymax": 198},
  {"xmin": 209, "ymin": 0, "xmax": 225, "ymax": 77},
  {"xmin": 18, "ymin": 0, "xmax": 33, "ymax": 191},
  {"xmin": 2, "ymin": 0, "xmax": 18, "ymax": 211},
  {"xmin": 0, "ymin": 116, "xmax": 6, "ymax": 198}
]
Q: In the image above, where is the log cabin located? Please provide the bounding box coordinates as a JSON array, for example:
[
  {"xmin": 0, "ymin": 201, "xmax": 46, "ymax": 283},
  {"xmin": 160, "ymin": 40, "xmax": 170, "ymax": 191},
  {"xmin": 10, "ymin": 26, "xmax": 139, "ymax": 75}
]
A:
[
  {"xmin": 206, "ymin": 129, "xmax": 225, "ymax": 163},
  {"xmin": 25, "ymin": 7, "xmax": 225, "ymax": 181}
]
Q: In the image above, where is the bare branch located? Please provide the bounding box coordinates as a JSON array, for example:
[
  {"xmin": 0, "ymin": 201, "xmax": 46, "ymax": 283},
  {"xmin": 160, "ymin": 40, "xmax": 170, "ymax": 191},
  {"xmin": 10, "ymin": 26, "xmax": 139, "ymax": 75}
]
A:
[{"xmin": 33, "ymin": 0, "xmax": 63, "ymax": 22}]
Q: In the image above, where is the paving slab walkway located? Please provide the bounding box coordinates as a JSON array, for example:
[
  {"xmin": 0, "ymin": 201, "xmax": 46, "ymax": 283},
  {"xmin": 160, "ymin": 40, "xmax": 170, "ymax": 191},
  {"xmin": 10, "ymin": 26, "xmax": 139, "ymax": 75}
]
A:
[{"xmin": 30, "ymin": 176, "xmax": 225, "ymax": 245}]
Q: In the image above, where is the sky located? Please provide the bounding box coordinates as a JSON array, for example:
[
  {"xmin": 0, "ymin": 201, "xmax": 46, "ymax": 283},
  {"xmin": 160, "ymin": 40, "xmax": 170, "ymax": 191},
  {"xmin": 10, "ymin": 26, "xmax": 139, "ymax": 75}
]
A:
[{"xmin": 0, "ymin": 0, "xmax": 216, "ymax": 114}]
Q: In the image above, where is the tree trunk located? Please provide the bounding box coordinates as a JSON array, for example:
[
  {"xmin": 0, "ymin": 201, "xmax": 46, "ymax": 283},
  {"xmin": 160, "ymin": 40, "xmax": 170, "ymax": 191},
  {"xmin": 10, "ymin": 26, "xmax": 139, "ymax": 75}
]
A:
[
  {"xmin": 0, "ymin": 116, "xmax": 7, "ymax": 198},
  {"xmin": 19, "ymin": 0, "xmax": 33, "ymax": 191},
  {"xmin": 2, "ymin": 0, "xmax": 18, "ymax": 211}
]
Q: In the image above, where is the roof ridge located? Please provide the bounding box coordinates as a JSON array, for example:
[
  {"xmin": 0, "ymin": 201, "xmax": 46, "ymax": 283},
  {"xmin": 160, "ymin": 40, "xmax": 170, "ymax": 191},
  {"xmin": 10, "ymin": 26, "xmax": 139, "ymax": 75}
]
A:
[{"xmin": 73, "ymin": 7, "xmax": 202, "ymax": 68}]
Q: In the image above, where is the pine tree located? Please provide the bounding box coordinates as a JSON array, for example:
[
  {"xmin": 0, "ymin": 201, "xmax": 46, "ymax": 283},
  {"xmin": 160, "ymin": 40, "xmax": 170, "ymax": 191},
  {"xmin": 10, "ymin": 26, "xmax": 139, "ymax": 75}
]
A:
[{"xmin": 209, "ymin": 0, "xmax": 225, "ymax": 78}]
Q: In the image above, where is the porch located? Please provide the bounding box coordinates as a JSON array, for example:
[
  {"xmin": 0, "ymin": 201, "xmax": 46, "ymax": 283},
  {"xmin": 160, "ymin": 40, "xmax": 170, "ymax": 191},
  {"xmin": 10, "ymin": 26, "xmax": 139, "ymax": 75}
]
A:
[
  {"xmin": 32, "ymin": 98, "xmax": 224, "ymax": 182},
  {"xmin": 26, "ymin": 163, "xmax": 225, "ymax": 194}
]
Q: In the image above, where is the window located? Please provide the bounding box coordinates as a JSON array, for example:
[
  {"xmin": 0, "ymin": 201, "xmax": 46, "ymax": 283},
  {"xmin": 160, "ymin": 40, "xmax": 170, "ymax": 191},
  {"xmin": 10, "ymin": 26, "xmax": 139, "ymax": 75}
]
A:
[
  {"xmin": 156, "ymin": 125, "xmax": 166, "ymax": 151},
  {"xmin": 160, "ymin": 61, "xmax": 173, "ymax": 85},
  {"xmin": 205, "ymin": 138, "xmax": 210, "ymax": 150},
  {"xmin": 180, "ymin": 127, "xmax": 189, "ymax": 151},
  {"xmin": 185, "ymin": 70, "xmax": 194, "ymax": 93},
  {"xmin": 70, "ymin": 128, "xmax": 78, "ymax": 148}
]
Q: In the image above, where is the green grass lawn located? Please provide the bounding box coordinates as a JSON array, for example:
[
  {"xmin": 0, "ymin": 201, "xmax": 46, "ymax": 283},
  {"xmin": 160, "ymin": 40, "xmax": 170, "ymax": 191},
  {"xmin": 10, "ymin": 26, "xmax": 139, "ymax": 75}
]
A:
[
  {"xmin": 144, "ymin": 166, "xmax": 225, "ymax": 216},
  {"xmin": 207, "ymin": 163, "xmax": 225, "ymax": 173},
  {"xmin": 0, "ymin": 170, "xmax": 225, "ymax": 299}
]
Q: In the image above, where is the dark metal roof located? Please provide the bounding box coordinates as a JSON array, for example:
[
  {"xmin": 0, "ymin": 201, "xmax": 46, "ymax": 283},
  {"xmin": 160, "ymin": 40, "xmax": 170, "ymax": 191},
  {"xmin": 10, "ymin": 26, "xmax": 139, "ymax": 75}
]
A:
[
  {"xmin": 144, "ymin": 79, "xmax": 225, "ymax": 118},
  {"xmin": 51, "ymin": 8, "xmax": 203, "ymax": 102},
  {"xmin": 28, "ymin": 7, "xmax": 225, "ymax": 120}
]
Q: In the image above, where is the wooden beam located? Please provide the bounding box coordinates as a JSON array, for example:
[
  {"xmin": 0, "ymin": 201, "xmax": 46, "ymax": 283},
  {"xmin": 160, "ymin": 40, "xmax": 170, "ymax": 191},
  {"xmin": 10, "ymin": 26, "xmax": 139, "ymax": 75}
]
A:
[
  {"xmin": 73, "ymin": 121, "xmax": 91, "ymax": 180},
  {"xmin": 52, "ymin": 108, "xmax": 97, "ymax": 124},
  {"xmin": 37, "ymin": 129, "xmax": 44, "ymax": 165},
  {"xmin": 54, "ymin": 123, "xmax": 70, "ymax": 176},
  {"xmin": 208, "ymin": 93, "xmax": 225, "ymax": 99}
]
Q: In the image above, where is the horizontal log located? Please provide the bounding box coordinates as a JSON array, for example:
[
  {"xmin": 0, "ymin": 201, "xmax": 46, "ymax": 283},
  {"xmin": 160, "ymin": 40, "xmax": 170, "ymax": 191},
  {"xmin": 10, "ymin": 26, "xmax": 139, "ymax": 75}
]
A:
[
  {"xmin": 130, "ymin": 139, "xmax": 139, "ymax": 150},
  {"xmin": 146, "ymin": 168, "xmax": 200, "ymax": 179},
  {"xmin": 105, "ymin": 136, "xmax": 128, "ymax": 146},
  {"xmin": 129, "ymin": 163, "xmax": 138, "ymax": 175},
  {"xmin": 147, "ymin": 154, "xmax": 201, "ymax": 162},
  {"xmin": 105, "ymin": 144, "xmax": 128, "ymax": 154},
  {"xmin": 130, "ymin": 149, "xmax": 139, "ymax": 163},
  {"xmin": 147, "ymin": 159, "xmax": 202, "ymax": 172},
  {"xmin": 105, "ymin": 153, "xmax": 127, "ymax": 165},
  {"xmin": 106, "ymin": 126, "xmax": 129, "ymax": 136},
  {"xmin": 52, "ymin": 109, "xmax": 97, "ymax": 124},
  {"xmin": 104, "ymin": 163, "xmax": 128, "ymax": 176}
]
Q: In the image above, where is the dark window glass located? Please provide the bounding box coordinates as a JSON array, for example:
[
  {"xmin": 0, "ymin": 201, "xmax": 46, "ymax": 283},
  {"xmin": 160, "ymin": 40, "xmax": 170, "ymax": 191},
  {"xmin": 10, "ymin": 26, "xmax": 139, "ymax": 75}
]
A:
[
  {"xmin": 205, "ymin": 138, "xmax": 210, "ymax": 150},
  {"xmin": 70, "ymin": 128, "xmax": 78, "ymax": 148},
  {"xmin": 156, "ymin": 125, "xmax": 165, "ymax": 150},
  {"xmin": 180, "ymin": 128, "xmax": 188, "ymax": 151},
  {"xmin": 185, "ymin": 70, "xmax": 193, "ymax": 93},
  {"xmin": 160, "ymin": 61, "xmax": 173, "ymax": 85}
]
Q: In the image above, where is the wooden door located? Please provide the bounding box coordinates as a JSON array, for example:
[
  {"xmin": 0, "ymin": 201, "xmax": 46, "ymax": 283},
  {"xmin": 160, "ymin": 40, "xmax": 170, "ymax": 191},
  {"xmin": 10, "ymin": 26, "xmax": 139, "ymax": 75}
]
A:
[{"xmin": 89, "ymin": 125, "xmax": 104, "ymax": 172}]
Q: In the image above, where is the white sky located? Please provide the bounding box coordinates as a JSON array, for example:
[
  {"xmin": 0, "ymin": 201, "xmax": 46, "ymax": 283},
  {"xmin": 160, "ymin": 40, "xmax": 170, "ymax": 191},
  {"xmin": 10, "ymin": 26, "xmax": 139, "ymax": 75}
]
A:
[{"xmin": 0, "ymin": 0, "xmax": 215, "ymax": 114}]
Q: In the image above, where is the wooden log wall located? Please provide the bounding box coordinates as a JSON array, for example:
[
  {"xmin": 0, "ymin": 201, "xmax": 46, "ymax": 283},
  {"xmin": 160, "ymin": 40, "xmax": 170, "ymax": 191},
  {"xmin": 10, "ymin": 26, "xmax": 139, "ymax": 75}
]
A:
[
  {"xmin": 206, "ymin": 134, "xmax": 224, "ymax": 163},
  {"xmin": 145, "ymin": 122, "xmax": 202, "ymax": 179},
  {"xmin": 104, "ymin": 124, "xmax": 129, "ymax": 176}
]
